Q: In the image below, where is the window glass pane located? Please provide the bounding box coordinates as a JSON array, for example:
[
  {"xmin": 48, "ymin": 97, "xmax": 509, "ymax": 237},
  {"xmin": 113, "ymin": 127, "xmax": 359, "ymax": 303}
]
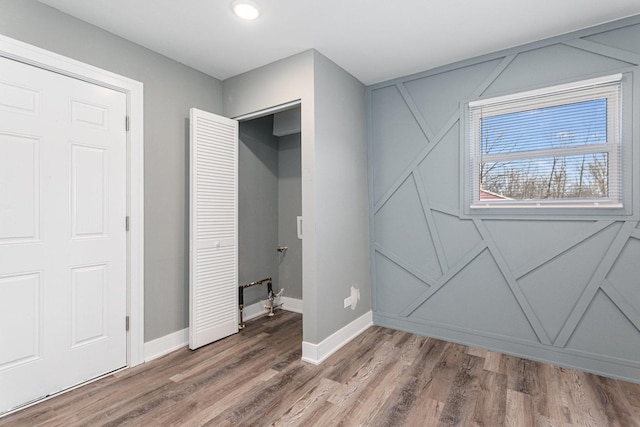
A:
[
  {"xmin": 480, "ymin": 153, "xmax": 609, "ymax": 200},
  {"xmin": 480, "ymin": 99, "xmax": 607, "ymax": 155}
]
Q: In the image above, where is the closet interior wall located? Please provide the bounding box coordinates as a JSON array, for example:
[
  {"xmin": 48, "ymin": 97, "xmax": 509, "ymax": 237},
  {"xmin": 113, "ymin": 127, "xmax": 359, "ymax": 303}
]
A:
[{"xmin": 238, "ymin": 113, "xmax": 302, "ymax": 307}]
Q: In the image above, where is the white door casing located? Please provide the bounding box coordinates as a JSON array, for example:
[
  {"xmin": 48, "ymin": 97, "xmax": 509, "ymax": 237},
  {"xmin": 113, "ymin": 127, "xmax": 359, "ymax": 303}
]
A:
[
  {"xmin": 0, "ymin": 55, "xmax": 128, "ymax": 412},
  {"xmin": 0, "ymin": 33, "xmax": 144, "ymax": 375},
  {"xmin": 189, "ymin": 108, "xmax": 238, "ymax": 350}
]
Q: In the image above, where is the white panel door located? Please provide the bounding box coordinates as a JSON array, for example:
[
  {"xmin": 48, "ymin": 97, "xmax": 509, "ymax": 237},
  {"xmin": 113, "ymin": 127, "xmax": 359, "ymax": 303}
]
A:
[
  {"xmin": 189, "ymin": 108, "xmax": 238, "ymax": 350},
  {"xmin": 0, "ymin": 56, "xmax": 127, "ymax": 413}
]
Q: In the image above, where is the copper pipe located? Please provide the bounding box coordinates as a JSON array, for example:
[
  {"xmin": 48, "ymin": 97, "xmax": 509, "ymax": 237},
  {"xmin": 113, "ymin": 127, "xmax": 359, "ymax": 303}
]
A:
[{"xmin": 241, "ymin": 277, "xmax": 272, "ymax": 288}]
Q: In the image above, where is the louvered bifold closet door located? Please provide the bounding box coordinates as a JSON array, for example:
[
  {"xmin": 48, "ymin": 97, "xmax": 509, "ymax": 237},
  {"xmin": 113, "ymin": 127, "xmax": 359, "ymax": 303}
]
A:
[{"xmin": 189, "ymin": 108, "xmax": 238, "ymax": 350}]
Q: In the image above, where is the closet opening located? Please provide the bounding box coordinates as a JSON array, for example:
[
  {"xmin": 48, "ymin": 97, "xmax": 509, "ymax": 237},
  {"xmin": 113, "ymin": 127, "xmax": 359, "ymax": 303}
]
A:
[{"xmin": 237, "ymin": 104, "xmax": 303, "ymax": 325}]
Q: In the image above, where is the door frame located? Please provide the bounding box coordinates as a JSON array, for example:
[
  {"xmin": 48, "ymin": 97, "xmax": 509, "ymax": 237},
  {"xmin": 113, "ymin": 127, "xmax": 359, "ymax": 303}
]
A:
[{"xmin": 0, "ymin": 34, "xmax": 145, "ymax": 367}]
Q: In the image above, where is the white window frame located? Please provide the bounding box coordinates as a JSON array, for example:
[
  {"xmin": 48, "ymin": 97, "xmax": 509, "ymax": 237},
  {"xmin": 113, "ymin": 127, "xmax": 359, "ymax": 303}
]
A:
[{"xmin": 461, "ymin": 72, "xmax": 635, "ymax": 219}]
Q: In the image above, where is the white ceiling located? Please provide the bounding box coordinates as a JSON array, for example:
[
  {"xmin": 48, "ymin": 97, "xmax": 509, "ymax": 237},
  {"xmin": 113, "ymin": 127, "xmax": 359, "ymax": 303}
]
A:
[{"xmin": 39, "ymin": 0, "xmax": 640, "ymax": 85}]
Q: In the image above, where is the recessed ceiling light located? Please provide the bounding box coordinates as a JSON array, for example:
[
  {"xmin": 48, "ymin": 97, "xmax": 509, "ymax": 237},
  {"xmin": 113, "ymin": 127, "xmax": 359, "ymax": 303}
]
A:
[{"xmin": 232, "ymin": 1, "xmax": 261, "ymax": 21}]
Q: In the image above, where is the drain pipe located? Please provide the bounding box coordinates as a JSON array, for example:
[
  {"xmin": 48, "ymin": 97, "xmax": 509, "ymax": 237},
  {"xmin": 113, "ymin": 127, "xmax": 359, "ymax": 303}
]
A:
[
  {"xmin": 265, "ymin": 280, "xmax": 284, "ymax": 317},
  {"xmin": 267, "ymin": 280, "xmax": 274, "ymax": 317}
]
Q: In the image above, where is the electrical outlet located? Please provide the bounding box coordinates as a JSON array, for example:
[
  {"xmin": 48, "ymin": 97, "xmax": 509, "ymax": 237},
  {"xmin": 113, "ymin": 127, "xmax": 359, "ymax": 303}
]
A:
[{"xmin": 344, "ymin": 296, "xmax": 352, "ymax": 308}]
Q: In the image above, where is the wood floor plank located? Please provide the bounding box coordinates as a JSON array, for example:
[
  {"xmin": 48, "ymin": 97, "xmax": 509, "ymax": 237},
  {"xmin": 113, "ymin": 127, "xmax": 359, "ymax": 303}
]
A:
[
  {"xmin": 470, "ymin": 370, "xmax": 507, "ymax": 426},
  {"xmin": 336, "ymin": 349, "xmax": 410, "ymax": 426},
  {"xmin": 272, "ymin": 377, "xmax": 341, "ymax": 427},
  {"xmin": 437, "ymin": 353, "xmax": 484, "ymax": 426},
  {"xmin": 371, "ymin": 338, "xmax": 449, "ymax": 426},
  {"xmin": 541, "ymin": 364, "xmax": 573, "ymax": 425},
  {"xmin": 619, "ymin": 378, "xmax": 640, "ymax": 411},
  {"xmin": 327, "ymin": 342, "xmax": 400, "ymax": 408},
  {"xmin": 396, "ymin": 333, "xmax": 429, "ymax": 366},
  {"xmin": 466, "ymin": 346, "xmax": 488, "ymax": 358},
  {"xmin": 424, "ymin": 342, "xmax": 469, "ymax": 403},
  {"xmin": 402, "ymin": 397, "xmax": 444, "ymax": 427},
  {"xmin": 2, "ymin": 310, "xmax": 640, "ymax": 427},
  {"xmin": 143, "ymin": 318, "xmax": 304, "ymax": 426},
  {"xmin": 305, "ymin": 342, "xmax": 403, "ymax": 425},
  {"xmin": 85, "ymin": 343, "xmax": 277, "ymax": 426},
  {"xmin": 483, "ymin": 349, "xmax": 504, "ymax": 374},
  {"xmin": 205, "ymin": 363, "xmax": 318, "ymax": 426},
  {"xmin": 323, "ymin": 325, "xmax": 390, "ymax": 384},
  {"xmin": 585, "ymin": 374, "xmax": 640, "ymax": 427},
  {"xmin": 157, "ymin": 368, "xmax": 280, "ymax": 426},
  {"xmin": 562, "ymin": 369, "xmax": 610, "ymax": 427},
  {"xmin": 535, "ymin": 414, "xmax": 573, "ymax": 427},
  {"xmin": 506, "ymin": 389, "xmax": 536, "ymax": 427}
]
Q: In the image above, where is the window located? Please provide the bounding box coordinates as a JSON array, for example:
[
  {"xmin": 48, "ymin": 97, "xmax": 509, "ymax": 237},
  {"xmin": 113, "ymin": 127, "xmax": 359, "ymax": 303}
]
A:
[{"xmin": 466, "ymin": 74, "xmax": 624, "ymax": 211}]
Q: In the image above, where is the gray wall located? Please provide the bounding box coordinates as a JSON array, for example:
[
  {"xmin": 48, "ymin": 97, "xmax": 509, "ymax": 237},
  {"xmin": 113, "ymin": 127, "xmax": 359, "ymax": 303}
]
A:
[
  {"xmin": 0, "ymin": 0, "xmax": 224, "ymax": 341},
  {"xmin": 238, "ymin": 116, "xmax": 279, "ymax": 305},
  {"xmin": 224, "ymin": 50, "xmax": 371, "ymax": 344},
  {"xmin": 368, "ymin": 16, "xmax": 640, "ymax": 382},
  {"xmin": 313, "ymin": 53, "xmax": 371, "ymax": 341},
  {"xmin": 223, "ymin": 51, "xmax": 320, "ymax": 340},
  {"xmin": 278, "ymin": 132, "xmax": 303, "ymax": 300}
]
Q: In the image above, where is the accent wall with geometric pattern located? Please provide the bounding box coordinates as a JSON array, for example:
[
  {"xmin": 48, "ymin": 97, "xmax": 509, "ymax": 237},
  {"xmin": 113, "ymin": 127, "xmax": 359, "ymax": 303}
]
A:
[{"xmin": 368, "ymin": 16, "xmax": 640, "ymax": 382}]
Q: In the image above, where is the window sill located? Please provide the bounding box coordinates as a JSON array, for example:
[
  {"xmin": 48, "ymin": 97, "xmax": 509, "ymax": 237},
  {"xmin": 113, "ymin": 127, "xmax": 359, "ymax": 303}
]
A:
[
  {"xmin": 462, "ymin": 201, "xmax": 634, "ymax": 221},
  {"xmin": 470, "ymin": 201, "xmax": 624, "ymax": 209}
]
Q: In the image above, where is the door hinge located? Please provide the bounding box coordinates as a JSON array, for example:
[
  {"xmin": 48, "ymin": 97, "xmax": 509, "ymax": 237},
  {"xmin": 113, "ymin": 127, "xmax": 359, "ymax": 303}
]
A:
[
  {"xmin": 125, "ymin": 116, "xmax": 130, "ymax": 132},
  {"xmin": 126, "ymin": 216, "xmax": 130, "ymax": 232},
  {"xmin": 126, "ymin": 316, "xmax": 130, "ymax": 332}
]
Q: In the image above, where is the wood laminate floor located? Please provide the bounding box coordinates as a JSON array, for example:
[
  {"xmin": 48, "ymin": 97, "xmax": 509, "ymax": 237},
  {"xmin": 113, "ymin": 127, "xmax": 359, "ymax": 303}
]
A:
[{"xmin": 2, "ymin": 311, "xmax": 639, "ymax": 426}]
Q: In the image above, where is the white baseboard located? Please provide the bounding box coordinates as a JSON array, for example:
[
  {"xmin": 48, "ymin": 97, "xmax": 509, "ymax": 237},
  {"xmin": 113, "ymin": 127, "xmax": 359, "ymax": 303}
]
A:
[
  {"xmin": 242, "ymin": 301, "xmax": 268, "ymax": 322},
  {"xmin": 243, "ymin": 297, "xmax": 303, "ymax": 322},
  {"xmin": 143, "ymin": 298, "xmax": 305, "ymax": 362},
  {"xmin": 281, "ymin": 296, "xmax": 303, "ymax": 313},
  {"xmin": 301, "ymin": 311, "xmax": 373, "ymax": 365},
  {"xmin": 144, "ymin": 327, "xmax": 188, "ymax": 362}
]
